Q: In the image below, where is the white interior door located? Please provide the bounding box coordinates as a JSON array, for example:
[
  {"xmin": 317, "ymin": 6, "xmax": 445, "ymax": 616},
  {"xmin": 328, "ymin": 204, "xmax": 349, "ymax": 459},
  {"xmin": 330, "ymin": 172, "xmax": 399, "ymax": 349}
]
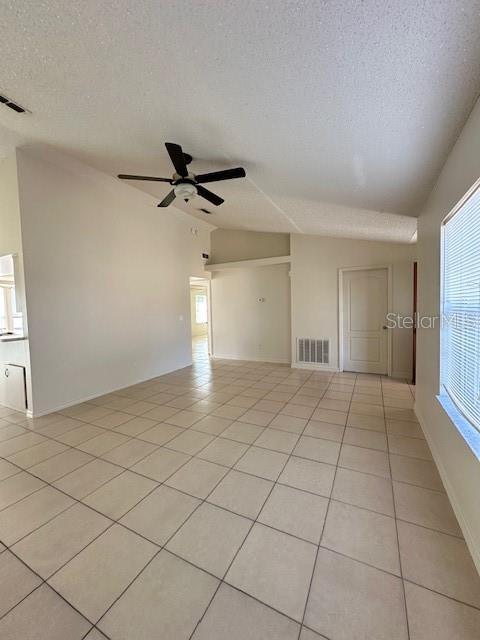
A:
[{"xmin": 342, "ymin": 268, "xmax": 389, "ymax": 374}]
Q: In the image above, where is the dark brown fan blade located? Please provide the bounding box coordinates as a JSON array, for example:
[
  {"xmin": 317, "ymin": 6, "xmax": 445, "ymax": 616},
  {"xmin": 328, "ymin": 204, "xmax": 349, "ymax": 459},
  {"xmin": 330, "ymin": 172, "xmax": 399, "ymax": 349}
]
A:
[
  {"xmin": 165, "ymin": 142, "xmax": 188, "ymax": 177},
  {"xmin": 196, "ymin": 185, "xmax": 224, "ymax": 206},
  {"xmin": 195, "ymin": 167, "xmax": 246, "ymax": 184},
  {"xmin": 118, "ymin": 174, "xmax": 172, "ymax": 182},
  {"xmin": 157, "ymin": 190, "xmax": 176, "ymax": 207}
]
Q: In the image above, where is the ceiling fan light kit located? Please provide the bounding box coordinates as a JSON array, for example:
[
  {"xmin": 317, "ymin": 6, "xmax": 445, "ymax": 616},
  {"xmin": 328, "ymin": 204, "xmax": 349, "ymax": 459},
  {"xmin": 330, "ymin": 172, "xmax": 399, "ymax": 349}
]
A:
[
  {"xmin": 174, "ymin": 181, "xmax": 197, "ymax": 201},
  {"xmin": 118, "ymin": 142, "xmax": 246, "ymax": 209}
]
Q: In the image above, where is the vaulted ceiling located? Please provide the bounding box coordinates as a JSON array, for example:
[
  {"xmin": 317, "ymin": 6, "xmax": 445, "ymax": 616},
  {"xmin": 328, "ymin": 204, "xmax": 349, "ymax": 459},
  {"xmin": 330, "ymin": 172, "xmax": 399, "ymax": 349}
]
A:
[{"xmin": 1, "ymin": 1, "xmax": 480, "ymax": 241}]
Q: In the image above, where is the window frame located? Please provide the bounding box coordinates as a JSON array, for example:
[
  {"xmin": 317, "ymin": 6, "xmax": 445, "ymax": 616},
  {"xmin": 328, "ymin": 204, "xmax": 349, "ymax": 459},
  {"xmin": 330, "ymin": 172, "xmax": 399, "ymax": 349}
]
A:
[
  {"xmin": 0, "ymin": 283, "xmax": 15, "ymax": 334},
  {"xmin": 194, "ymin": 293, "xmax": 208, "ymax": 325}
]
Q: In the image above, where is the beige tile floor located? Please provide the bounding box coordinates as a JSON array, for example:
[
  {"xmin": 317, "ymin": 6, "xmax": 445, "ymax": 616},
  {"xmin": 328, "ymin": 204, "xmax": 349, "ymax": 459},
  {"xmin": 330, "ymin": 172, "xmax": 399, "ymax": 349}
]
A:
[{"xmin": 0, "ymin": 336, "xmax": 479, "ymax": 639}]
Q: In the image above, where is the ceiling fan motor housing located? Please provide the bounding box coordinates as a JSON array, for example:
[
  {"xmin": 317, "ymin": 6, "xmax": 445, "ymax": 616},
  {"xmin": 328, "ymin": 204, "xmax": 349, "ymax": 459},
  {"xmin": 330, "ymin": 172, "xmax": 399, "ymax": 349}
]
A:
[{"xmin": 174, "ymin": 180, "xmax": 197, "ymax": 201}]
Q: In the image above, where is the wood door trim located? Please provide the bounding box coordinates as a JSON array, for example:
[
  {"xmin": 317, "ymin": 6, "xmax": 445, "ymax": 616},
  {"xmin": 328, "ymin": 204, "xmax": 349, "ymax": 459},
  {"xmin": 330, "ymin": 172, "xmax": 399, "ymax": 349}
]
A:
[{"xmin": 412, "ymin": 261, "xmax": 417, "ymax": 385}]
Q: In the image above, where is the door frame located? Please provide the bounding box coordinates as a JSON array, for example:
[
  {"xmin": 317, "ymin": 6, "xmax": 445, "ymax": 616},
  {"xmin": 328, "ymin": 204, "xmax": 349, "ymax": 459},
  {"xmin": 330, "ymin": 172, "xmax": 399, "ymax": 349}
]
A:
[
  {"xmin": 338, "ymin": 265, "xmax": 393, "ymax": 377},
  {"xmin": 412, "ymin": 261, "xmax": 417, "ymax": 384}
]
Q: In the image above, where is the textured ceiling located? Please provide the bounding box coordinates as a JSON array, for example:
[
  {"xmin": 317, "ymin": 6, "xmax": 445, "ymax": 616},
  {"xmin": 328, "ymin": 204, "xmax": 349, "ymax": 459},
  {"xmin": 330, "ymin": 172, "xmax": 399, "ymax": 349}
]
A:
[{"xmin": 1, "ymin": 1, "xmax": 480, "ymax": 242}]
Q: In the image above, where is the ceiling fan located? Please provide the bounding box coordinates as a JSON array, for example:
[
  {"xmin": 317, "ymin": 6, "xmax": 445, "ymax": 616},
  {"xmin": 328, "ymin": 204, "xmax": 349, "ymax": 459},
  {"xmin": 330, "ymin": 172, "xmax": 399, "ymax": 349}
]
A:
[{"xmin": 118, "ymin": 142, "xmax": 246, "ymax": 208}]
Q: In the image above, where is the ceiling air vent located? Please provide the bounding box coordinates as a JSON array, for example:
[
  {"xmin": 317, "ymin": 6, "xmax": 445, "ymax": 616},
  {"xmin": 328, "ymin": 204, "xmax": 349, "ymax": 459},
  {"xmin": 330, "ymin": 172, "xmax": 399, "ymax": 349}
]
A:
[
  {"xmin": 0, "ymin": 94, "xmax": 26, "ymax": 113},
  {"xmin": 297, "ymin": 338, "xmax": 329, "ymax": 364}
]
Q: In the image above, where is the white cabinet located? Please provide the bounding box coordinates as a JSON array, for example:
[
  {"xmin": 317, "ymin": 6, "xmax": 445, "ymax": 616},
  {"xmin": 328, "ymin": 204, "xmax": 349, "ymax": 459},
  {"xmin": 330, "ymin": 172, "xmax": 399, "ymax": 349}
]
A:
[{"xmin": 0, "ymin": 364, "xmax": 26, "ymax": 411}]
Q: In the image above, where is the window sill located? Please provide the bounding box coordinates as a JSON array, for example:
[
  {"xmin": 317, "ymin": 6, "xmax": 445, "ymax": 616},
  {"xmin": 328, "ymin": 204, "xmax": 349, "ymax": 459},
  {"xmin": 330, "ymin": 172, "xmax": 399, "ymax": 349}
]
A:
[{"xmin": 437, "ymin": 394, "xmax": 480, "ymax": 460}]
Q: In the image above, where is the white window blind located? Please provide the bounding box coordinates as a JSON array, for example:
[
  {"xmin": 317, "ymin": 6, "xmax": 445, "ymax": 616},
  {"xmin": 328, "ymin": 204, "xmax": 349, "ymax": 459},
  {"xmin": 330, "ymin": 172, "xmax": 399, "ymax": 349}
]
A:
[{"xmin": 441, "ymin": 182, "xmax": 480, "ymax": 432}]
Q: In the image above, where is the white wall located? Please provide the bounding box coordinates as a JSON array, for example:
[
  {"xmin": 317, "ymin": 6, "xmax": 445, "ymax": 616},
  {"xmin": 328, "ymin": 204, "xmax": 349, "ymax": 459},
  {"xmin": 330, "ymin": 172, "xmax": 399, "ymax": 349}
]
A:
[
  {"xmin": 416, "ymin": 98, "xmax": 480, "ymax": 570},
  {"xmin": 210, "ymin": 229, "xmax": 290, "ymax": 263},
  {"xmin": 0, "ymin": 152, "xmax": 22, "ymax": 256},
  {"xmin": 15, "ymin": 147, "xmax": 212, "ymax": 416},
  {"xmin": 211, "ymin": 263, "xmax": 291, "ymax": 363},
  {"xmin": 0, "ymin": 153, "xmax": 26, "ymax": 319},
  {"xmin": 290, "ymin": 235, "xmax": 416, "ymax": 377}
]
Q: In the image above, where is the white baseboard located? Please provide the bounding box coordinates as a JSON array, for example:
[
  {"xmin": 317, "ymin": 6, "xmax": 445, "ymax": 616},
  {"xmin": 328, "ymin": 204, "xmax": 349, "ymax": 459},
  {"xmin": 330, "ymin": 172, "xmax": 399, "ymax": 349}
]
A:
[
  {"xmin": 415, "ymin": 404, "xmax": 480, "ymax": 574},
  {"xmin": 291, "ymin": 363, "xmax": 407, "ymax": 376},
  {"xmin": 28, "ymin": 360, "xmax": 193, "ymax": 418},
  {"xmin": 212, "ymin": 353, "xmax": 291, "ymax": 365}
]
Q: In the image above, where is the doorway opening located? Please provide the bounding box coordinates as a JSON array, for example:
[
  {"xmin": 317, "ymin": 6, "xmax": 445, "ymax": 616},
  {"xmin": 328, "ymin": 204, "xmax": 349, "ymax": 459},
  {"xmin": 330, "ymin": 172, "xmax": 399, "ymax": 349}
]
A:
[
  {"xmin": 189, "ymin": 276, "xmax": 211, "ymax": 362},
  {"xmin": 339, "ymin": 265, "xmax": 392, "ymax": 375}
]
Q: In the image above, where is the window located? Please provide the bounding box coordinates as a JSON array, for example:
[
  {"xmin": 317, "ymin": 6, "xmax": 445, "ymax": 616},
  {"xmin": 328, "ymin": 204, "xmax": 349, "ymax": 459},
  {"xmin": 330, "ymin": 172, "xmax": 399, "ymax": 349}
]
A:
[
  {"xmin": 10, "ymin": 287, "xmax": 23, "ymax": 332},
  {"xmin": 0, "ymin": 255, "xmax": 22, "ymax": 335},
  {"xmin": 195, "ymin": 294, "xmax": 208, "ymax": 324},
  {"xmin": 441, "ymin": 181, "xmax": 480, "ymax": 433},
  {"xmin": 0, "ymin": 286, "xmax": 16, "ymax": 334}
]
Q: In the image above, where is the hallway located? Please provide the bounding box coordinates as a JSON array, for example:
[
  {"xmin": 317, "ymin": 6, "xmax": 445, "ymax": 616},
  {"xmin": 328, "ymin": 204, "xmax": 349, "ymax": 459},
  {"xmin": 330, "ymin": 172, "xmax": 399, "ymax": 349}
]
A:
[{"xmin": 0, "ymin": 351, "xmax": 479, "ymax": 639}]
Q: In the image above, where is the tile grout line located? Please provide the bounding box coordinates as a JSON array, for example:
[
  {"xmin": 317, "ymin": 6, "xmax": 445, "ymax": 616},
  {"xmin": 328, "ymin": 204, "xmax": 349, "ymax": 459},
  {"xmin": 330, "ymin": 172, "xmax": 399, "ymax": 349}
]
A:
[
  {"xmin": 382, "ymin": 375, "xmax": 411, "ymax": 640},
  {"xmin": 4, "ymin": 435, "xmax": 463, "ymax": 575},
  {"xmin": 0, "ymin": 441, "xmax": 470, "ymax": 594},
  {"xmin": 184, "ymin": 374, "xmax": 331, "ymax": 640},
  {"xmin": 0, "ymin": 377, "xmax": 458, "ymax": 541},
  {"xmin": 91, "ymin": 393, "xmax": 305, "ymax": 635},
  {"xmin": 0, "ymin": 377, "xmax": 319, "ymax": 512},
  {"xmin": 2, "ymin": 397, "xmax": 431, "ymax": 474},
  {"xmin": 4, "ymin": 491, "xmax": 480, "ymax": 640},
  {"xmin": 93, "ymin": 445, "xmax": 263, "ymax": 630},
  {"xmin": 1, "ymin": 394, "xmax": 322, "ymax": 547},
  {"xmin": 1, "ymin": 405, "xmax": 436, "ymax": 495},
  {"xmin": 0, "ymin": 394, "xmax": 252, "ymax": 632},
  {"xmin": 0, "ymin": 365, "xmax": 472, "ymax": 637},
  {"xmin": 0, "ymin": 543, "xmax": 108, "ymax": 631},
  {"xmin": 0, "ymin": 419, "xmax": 435, "ymax": 505},
  {"xmin": 295, "ymin": 371, "xmax": 352, "ymax": 640}
]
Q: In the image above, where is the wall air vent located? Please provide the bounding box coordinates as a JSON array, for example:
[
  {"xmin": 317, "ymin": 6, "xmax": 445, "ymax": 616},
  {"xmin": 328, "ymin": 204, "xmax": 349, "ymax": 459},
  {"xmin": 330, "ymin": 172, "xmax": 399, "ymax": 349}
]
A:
[
  {"xmin": 297, "ymin": 338, "xmax": 329, "ymax": 364},
  {"xmin": 0, "ymin": 94, "xmax": 26, "ymax": 113}
]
